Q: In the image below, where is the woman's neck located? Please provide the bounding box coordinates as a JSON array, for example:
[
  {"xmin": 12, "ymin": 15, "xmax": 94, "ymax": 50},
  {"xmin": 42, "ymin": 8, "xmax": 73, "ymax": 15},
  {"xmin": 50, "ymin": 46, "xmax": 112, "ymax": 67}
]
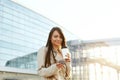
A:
[{"xmin": 53, "ymin": 46, "xmax": 61, "ymax": 52}]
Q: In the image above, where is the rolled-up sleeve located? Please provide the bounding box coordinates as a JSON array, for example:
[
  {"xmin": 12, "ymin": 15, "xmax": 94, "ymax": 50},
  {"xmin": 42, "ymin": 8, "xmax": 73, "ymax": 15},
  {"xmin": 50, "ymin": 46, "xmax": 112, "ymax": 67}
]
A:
[
  {"xmin": 66, "ymin": 62, "xmax": 72, "ymax": 79},
  {"xmin": 37, "ymin": 47, "xmax": 59, "ymax": 77},
  {"xmin": 65, "ymin": 52, "xmax": 72, "ymax": 79}
]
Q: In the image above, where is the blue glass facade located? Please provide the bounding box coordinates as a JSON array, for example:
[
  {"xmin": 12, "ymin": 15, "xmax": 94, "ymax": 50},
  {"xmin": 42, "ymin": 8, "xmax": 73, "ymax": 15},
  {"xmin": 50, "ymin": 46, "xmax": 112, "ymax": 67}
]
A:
[{"xmin": 0, "ymin": 0, "xmax": 78, "ymax": 70}]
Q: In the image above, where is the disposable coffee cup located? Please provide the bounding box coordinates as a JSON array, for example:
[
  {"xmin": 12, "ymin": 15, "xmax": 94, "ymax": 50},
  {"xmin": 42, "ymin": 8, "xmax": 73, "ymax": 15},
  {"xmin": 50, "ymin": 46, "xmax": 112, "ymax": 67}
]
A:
[
  {"xmin": 58, "ymin": 60, "xmax": 65, "ymax": 64},
  {"xmin": 61, "ymin": 48, "xmax": 69, "ymax": 59}
]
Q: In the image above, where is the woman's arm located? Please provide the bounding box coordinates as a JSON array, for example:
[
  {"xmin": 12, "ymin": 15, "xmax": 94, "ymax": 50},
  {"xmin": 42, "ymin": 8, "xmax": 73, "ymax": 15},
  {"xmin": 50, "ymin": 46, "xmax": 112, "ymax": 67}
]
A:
[{"xmin": 37, "ymin": 47, "xmax": 59, "ymax": 77}]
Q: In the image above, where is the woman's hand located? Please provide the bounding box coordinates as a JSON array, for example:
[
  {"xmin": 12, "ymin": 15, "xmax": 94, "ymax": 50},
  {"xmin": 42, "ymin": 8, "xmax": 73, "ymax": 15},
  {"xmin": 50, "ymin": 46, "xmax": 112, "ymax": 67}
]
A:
[
  {"xmin": 65, "ymin": 58, "xmax": 71, "ymax": 62},
  {"xmin": 56, "ymin": 63, "xmax": 64, "ymax": 69},
  {"xmin": 65, "ymin": 53, "xmax": 71, "ymax": 62}
]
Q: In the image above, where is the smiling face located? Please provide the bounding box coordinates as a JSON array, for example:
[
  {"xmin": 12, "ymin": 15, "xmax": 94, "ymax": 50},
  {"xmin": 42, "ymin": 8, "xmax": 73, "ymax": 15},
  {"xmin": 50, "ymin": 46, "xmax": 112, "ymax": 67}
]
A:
[
  {"xmin": 51, "ymin": 30, "xmax": 63, "ymax": 49},
  {"xmin": 46, "ymin": 27, "xmax": 66, "ymax": 50}
]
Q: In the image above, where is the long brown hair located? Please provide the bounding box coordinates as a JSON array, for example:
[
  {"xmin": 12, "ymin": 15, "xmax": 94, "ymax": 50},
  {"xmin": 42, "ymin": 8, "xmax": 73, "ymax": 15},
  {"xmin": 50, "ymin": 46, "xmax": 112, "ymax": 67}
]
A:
[{"xmin": 45, "ymin": 27, "xmax": 67, "ymax": 67}]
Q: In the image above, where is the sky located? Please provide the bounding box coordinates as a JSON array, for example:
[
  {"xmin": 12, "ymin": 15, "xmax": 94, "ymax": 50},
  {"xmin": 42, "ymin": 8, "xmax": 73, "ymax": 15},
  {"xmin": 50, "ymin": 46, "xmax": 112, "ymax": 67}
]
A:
[{"xmin": 12, "ymin": 0, "xmax": 120, "ymax": 40}]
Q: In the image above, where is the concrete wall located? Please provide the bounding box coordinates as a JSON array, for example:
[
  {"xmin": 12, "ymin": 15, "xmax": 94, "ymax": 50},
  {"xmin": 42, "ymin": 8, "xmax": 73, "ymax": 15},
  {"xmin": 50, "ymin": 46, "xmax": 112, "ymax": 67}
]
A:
[{"xmin": 0, "ymin": 71, "xmax": 40, "ymax": 80}]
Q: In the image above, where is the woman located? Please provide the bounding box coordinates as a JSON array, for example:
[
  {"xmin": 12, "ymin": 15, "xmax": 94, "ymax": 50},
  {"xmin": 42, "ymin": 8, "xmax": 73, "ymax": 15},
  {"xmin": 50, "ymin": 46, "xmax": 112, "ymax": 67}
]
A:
[{"xmin": 37, "ymin": 27, "xmax": 71, "ymax": 80}]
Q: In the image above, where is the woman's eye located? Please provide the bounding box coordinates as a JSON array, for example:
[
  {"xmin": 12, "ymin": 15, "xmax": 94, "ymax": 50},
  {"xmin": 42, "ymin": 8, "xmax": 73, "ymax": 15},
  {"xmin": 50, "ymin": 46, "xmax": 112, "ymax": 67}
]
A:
[
  {"xmin": 54, "ymin": 35, "xmax": 58, "ymax": 38},
  {"xmin": 54, "ymin": 35, "xmax": 62, "ymax": 39}
]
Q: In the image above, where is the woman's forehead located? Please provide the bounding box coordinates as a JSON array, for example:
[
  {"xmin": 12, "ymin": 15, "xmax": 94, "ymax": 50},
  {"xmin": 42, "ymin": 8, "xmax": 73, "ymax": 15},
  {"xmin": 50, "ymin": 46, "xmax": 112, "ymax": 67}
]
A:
[{"xmin": 52, "ymin": 30, "xmax": 60, "ymax": 35}]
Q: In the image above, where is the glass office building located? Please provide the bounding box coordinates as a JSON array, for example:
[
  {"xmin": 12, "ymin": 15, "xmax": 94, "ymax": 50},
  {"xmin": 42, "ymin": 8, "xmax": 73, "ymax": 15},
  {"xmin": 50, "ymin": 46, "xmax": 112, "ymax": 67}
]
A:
[{"xmin": 67, "ymin": 38, "xmax": 120, "ymax": 80}]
